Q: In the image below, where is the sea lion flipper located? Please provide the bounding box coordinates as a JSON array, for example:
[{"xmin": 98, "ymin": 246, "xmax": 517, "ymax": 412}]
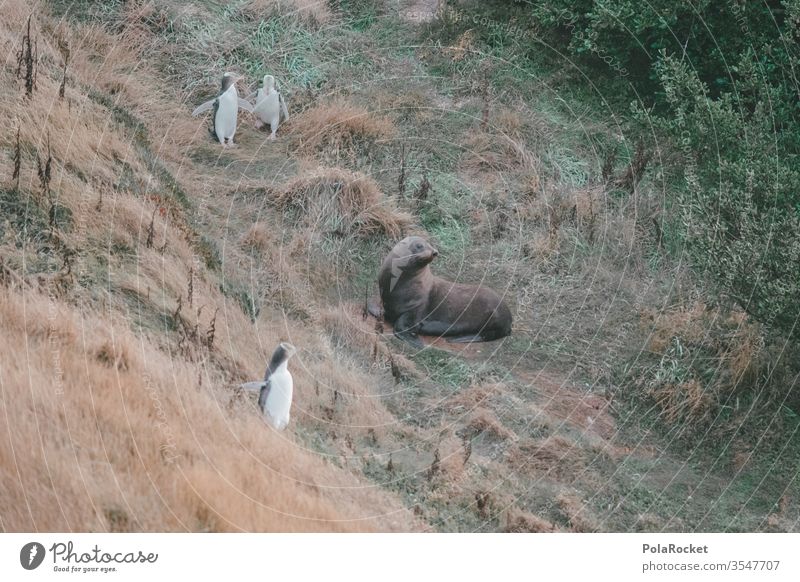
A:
[
  {"xmin": 366, "ymin": 298, "xmax": 383, "ymax": 319},
  {"xmin": 394, "ymin": 330, "xmax": 424, "ymax": 348},
  {"xmin": 392, "ymin": 312, "xmax": 424, "ymax": 348}
]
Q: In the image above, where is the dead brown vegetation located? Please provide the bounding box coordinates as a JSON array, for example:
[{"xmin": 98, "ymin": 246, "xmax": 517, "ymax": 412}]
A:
[
  {"xmin": 243, "ymin": 0, "xmax": 332, "ymax": 25},
  {"xmin": 461, "ymin": 126, "xmax": 537, "ymax": 175},
  {"xmin": 0, "ymin": 4, "xmax": 420, "ymax": 532},
  {"xmin": 556, "ymin": 492, "xmax": 600, "ymax": 533},
  {"xmin": 502, "ymin": 507, "xmax": 558, "ymax": 532},
  {"xmin": 0, "ymin": 290, "xmax": 414, "ymax": 531},
  {"xmin": 638, "ymin": 301, "xmax": 767, "ymax": 424},
  {"xmin": 16, "ymin": 13, "xmax": 37, "ymax": 97},
  {"xmin": 464, "ymin": 408, "xmax": 516, "ymax": 441},
  {"xmin": 291, "ymin": 100, "xmax": 396, "ymax": 159},
  {"xmin": 273, "ymin": 166, "xmax": 412, "ymax": 238},
  {"xmin": 506, "ymin": 435, "xmax": 588, "ymax": 479}
]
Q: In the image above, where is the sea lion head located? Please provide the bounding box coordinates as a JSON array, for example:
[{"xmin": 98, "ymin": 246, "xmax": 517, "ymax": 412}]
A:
[{"xmin": 392, "ymin": 236, "xmax": 439, "ymax": 272}]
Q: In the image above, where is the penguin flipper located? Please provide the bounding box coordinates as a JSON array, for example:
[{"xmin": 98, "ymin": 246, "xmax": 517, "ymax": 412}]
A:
[
  {"xmin": 240, "ymin": 381, "xmax": 267, "ymax": 392},
  {"xmin": 191, "ymin": 99, "xmax": 216, "ymax": 116},
  {"xmin": 238, "ymin": 98, "xmax": 255, "ymax": 113},
  {"xmin": 279, "ymin": 93, "xmax": 289, "ymax": 121}
]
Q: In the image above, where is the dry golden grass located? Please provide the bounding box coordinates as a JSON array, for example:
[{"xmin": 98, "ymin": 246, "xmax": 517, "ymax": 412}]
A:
[
  {"xmin": 461, "ymin": 128, "xmax": 537, "ymax": 175},
  {"xmin": 648, "ymin": 379, "xmax": 711, "ymax": 424},
  {"xmin": 0, "ymin": 5, "xmax": 423, "ymax": 532},
  {"xmin": 506, "ymin": 435, "xmax": 588, "ymax": 479},
  {"xmin": 640, "ymin": 301, "xmax": 766, "ymax": 424},
  {"xmin": 493, "ymin": 108, "xmax": 524, "ymax": 135},
  {"xmin": 518, "ymin": 183, "xmax": 605, "ymax": 230},
  {"xmin": 532, "ymin": 373, "xmax": 616, "ymax": 440},
  {"xmin": 240, "ymin": 222, "xmax": 276, "ymax": 253},
  {"xmin": 447, "ymin": 29, "xmax": 477, "ymax": 62},
  {"xmin": 370, "ymin": 87, "xmax": 431, "ymax": 121},
  {"xmin": 464, "ymin": 408, "xmax": 516, "ymax": 441},
  {"xmin": 0, "ymin": 2, "xmax": 197, "ymax": 275},
  {"xmin": 644, "ymin": 301, "xmax": 712, "ymax": 354},
  {"xmin": 446, "ymin": 382, "xmax": 503, "ymax": 410},
  {"xmin": 763, "ymin": 495, "xmax": 792, "ymax": 532},
  {"xmin": 0, "ymin": 56, "xmax": 143, "ymax": 196},
  {"xmin": 635, "ymin": 513, "xmax": 666, "ymax": 532},
  {"xmin": 243, "ymin": 0, "xmax": 332, "ymax": 25},
  {"xmin": 291, "ymin": 100, "xmax": 396, "ymax": 159},
  {"xmin": 502, "ymin": 507, "xmax": 558, "ymax": 532},
  {"xmin": 434, "ymin": 435, "xmax": 470, "ymax": 479},
  {"xmin": 273, "ymin": 166, "xmax": 412, "ymax": 238},
  {"xmin": 292, "ymin": 350, "xmax": 397, "ymax": 431},
  {"xmin": 727, "ymin": 324, "xmax": 764, "ymax": 386},
  {"xmin": 523, "ymin": 230, "xmax": 559, "ymax": 262},
  {"xmin": 555, "ymin": 492, "xmax": 599, "ymax": 533},
  {"xmin": 0, "ymin": 288, "xmax": 417, "ymax": 532},
  {"xmin": 318, "ymin": 305, "xmax": 424, "ymax": 382}
]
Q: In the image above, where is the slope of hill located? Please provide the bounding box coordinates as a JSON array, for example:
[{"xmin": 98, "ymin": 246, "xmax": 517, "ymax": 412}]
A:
[{"xmin": 1, "ymin": 0, "xmax": 797, "ymax": 532}]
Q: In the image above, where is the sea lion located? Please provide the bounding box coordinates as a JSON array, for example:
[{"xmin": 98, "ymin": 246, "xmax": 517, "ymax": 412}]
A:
[
  {"xmin": 377, "ymin": 236, "xmax": 512, "ymax": 347},
  {"xmin": 192, "ymin": 72, "xmax": 254, "ymax": 147}
]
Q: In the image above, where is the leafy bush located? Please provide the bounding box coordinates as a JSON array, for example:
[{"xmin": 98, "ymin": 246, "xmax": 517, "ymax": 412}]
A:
[
  {"xmin": 651, "ymin": 44, "xmax": 800, "ymax": 337},
  {"xmin": 512, "ymin": 0, "xmax": 800, "ymax": 337}
]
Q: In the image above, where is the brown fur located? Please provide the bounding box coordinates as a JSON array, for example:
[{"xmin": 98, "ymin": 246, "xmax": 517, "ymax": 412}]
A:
[{"xmin": 377, "ymin": 236, "xmax": 512, "ymax": 346}]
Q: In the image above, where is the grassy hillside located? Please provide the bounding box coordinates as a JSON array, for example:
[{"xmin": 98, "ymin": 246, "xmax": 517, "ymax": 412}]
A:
[{"xmin": 0, "ymin": 0, "xmax": 797, "ymax": 532}]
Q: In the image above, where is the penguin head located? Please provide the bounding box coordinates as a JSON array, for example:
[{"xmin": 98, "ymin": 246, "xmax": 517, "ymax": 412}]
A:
[
  {"xmin": 265, "ymin": 342, "xmax": 296, "ymax": 378},
  {"xmin": 261, "ymin": 75, "xmax": 276, "ymax": 91},
  {"xmin": 220, "ymin": 72, "xmax": 240, "ymax": 92},
  {"xmin": 278, "ymin": 342, "xmax": 296, "ymax": 359}
]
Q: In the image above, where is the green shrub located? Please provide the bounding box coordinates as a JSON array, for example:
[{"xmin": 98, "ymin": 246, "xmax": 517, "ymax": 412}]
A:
[{"xmin": 512, "ymin": 0, "xmax": 800, "ymax": 337}]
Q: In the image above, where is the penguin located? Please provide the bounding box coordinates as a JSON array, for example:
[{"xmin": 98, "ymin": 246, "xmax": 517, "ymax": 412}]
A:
[
  {"xmin": 192, "ymin": 72, "xmax": 254, "ymax": 147},
  {"xmin": 247, "ymin": 74, "xmax": 289, "ymax": 140},
  {"xmin": 239, "ymin": 342, "xmax": 297, "ymax": 430}
]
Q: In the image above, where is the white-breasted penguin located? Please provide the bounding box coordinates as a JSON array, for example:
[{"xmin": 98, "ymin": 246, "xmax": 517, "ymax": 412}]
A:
[
  {"xmin": 192, "ymin": 72, "xmax": 255, "ymax": 147},
  {"xmin": 247, "ymin": 74, "xmax": 289, "ymax": 140},
  {"xmin": 239, "ymin": 342, "xmax": 297, "ymax": 430}
]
